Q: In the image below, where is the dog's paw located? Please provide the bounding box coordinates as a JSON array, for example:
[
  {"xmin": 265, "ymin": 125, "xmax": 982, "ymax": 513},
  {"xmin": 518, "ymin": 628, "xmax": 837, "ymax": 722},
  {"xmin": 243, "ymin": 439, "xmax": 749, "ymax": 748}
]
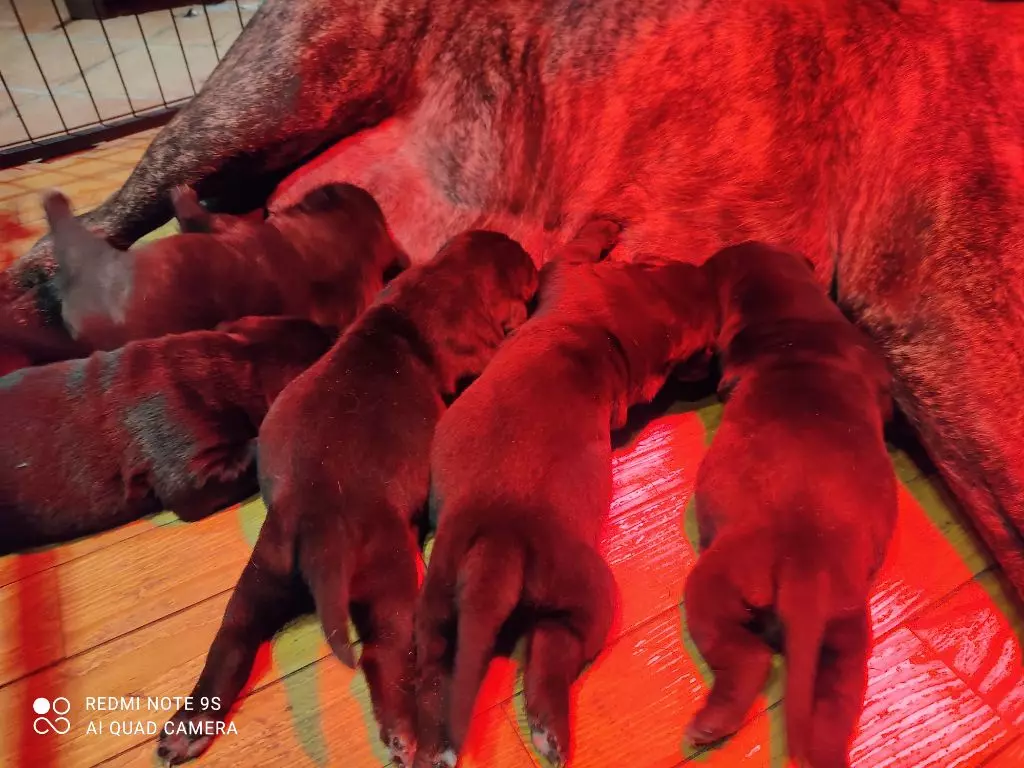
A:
[
  {"xmin": 435, "ymin": 747, "xmax": 458, "ymax": 768},
  {"xmin": 684, "ymin": 707, "xmax": 742, "ymax": 747},
  {"xmin": 528, "ymin": 719, "xmax": 565, "ymax": 766},
  {"xmin": 156, "ymin": 710, "xmax": 222, "ymax": 765},
  {"xmin": 385, "ymin": 730, "xmax": 416, "ymax": 767},
  {"xmin": 412, "ymin": 747, "xmax": 458, "ymax": 768}
]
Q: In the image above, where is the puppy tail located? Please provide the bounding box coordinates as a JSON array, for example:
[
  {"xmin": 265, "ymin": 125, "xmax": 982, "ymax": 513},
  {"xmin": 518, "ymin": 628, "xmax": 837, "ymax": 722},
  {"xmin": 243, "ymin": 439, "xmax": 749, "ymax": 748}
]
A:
[
  {"xmin": 41, "ymin": 188, "xmax": 121, "ymax": 278},
  {"xmin": 778, "ymin": 569, "xmax": 829, "ymax": 766},
  {"xmin": 448, "ymin": 535, "xmax": 525, "ymax": 751}
]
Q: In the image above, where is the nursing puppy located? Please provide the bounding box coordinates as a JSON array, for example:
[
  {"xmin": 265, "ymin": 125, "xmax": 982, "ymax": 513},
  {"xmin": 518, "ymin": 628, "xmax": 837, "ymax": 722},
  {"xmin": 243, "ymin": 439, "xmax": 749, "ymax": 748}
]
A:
[
  {"xmin": 684, "ymin": 242, "xmax": 897, "ymax": 767},
  {"xmin": 157, "ymin": 226, "xmax": 547, "ymax": 767},
  {"xmin": 43, "ymin": 182, "xmax": 407, "ymax": 349},
  {"xmin": 0, "ymin": 315, "xmax": 333, "ymax": 554},
  {"xmin": 414, "ymin": 247, "xmax": 718, "ymax": 768}
]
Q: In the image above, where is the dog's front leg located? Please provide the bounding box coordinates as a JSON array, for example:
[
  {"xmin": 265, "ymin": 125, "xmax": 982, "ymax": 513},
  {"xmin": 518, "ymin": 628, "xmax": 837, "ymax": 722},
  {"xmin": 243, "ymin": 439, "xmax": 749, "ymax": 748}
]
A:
[
  {"xmin": 17, "ymin": 0, "xmax": 425, "ymax": 275},
  {"xmin": 348, "ymin": 529, "xmax": 421, "ymax": 767}
]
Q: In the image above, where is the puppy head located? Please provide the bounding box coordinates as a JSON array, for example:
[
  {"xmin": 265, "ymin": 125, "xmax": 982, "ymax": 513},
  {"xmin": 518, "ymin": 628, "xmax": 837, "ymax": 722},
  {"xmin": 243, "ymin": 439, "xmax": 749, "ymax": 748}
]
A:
[
  {"xmin": 385, "ymin": 230, "xmax": 538, "ymax": 394},
  {"xmin": 443, "ymin": 230, "xmax": 539, "ymax": 335},
  {"xmin": 276, "ymin": 182, "xmax": 409, "ymax": 280}
]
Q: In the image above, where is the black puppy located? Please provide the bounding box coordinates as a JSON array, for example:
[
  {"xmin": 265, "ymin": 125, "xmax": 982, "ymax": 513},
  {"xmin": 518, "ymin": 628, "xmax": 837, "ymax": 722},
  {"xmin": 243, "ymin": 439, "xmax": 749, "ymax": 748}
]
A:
[
  {"xmin": 0, "ymin": 315, "xmax": 334, "ymax": 553},
  {"xmin": 156, "ymin": 227, "xmax": 551, "ymax": 766},
  {"xmin": 413, "ymin": 246, "xmax": 718, "ymax": 767}
]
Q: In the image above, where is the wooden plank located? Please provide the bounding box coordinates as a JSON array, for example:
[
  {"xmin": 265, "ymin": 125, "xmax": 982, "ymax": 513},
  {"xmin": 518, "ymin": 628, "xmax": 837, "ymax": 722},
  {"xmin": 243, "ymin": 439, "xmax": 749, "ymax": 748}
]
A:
[
  {"xmin": 605, "ymin": 412, "xmax": 707, "ymax": 637},
  {"xmin": 107, "ymin": 658, "xmax": 535, "ymax": 768},
  {"xmin": 0, "ymin": 511, "xmax": 181, "ymax": 589},
  {"xmin": 982, "ymin": 736, "xmax": 1024, "ymax": 767},
  {"xmin": 55, "ymin": 502, "xmax": 263, "ymax": 657},
  {"xmin": 458, "ymin": 705, "xmax": 538, "ymax": 768},
  {"xmin": 909, "ymin": 573, "xmax": 1024, "ymax": 728},
  {"xmin": 505, "ymin": 608, "xmax": 710, "ymax": 768},
  {"xmin": 0, "ymin": 500, "xmax": 264, "ymax": 687},
  {"xmin": 869, "ymin": 484, "xmax": 982, "ymax": 637},
  {"xmin": 0, "ymin": 564, "xmax": 65, "ymax": 686},
  {"xmin": 0, "ymin": 593, "xmax": 331, "ymax": 767},
  {"xmin": 850, "ymin": 628, "xmax": 1011, "ymax": 768}
]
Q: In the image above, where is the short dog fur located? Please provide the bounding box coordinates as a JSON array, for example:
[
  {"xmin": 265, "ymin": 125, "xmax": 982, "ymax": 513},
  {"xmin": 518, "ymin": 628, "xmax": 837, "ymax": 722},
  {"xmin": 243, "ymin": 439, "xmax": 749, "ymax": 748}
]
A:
[
  {"xmin": 15, "ymin": 0, "xmax": 1024, "ymax": 601},
  {"xmin": 0, "ymin": 315, "xmax": 333, "ymax": 553},
  {"xmin": 684, "ymin": 242, "xmax": 897, "ymax": 767},
  {"xmin": 413, "ymin": 238, "xmax": 719, "ymax": 768},
  {"xmin": 156, "ymin": 228, "xmax": 541, "ymax": 767},
  {"xmin": 43, "ymin": 182, "xmax": 408, "ymax": 349}
]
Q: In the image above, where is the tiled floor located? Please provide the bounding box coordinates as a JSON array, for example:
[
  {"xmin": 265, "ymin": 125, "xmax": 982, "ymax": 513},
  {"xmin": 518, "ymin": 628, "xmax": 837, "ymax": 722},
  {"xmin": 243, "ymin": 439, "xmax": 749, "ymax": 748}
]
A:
[
  {"xmin": 0, "ymin": 1, "xmax": 261, "ymax": 149},
  {"xmin": 0, "ymin": 135, "xmax": 1022, "ymax": 767}
]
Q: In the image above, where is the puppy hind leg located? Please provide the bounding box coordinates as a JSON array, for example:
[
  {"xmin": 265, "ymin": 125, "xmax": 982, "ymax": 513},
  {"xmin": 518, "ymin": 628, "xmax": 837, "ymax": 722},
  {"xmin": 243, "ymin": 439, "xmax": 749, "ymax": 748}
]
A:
[
  {"xmin": 447, "ymin": 540, "xmax": 526, "ymax": 753},
  {"xmin": 349, "ymin": 529, "xmax": 422, "ymax": 767},
  {"xmin": 413, "ymin": 560, "xmax": 460, "ymax": 768},
  {"xmin": 805, "ymin": 609, "xmax": 871, "ymax": 768},
  {"xmin": 157, "ymin": 513, "xmax": 309, "ymax": 765},
  {"xmin": 40, "ymin": 190, "xmax": 126, "ymax": 333},
  {"xmin": 683, "ymin": 553, "xmax": 773, "ymax": 746},
  {"xmin": 524, "ymin": 547, "xmax": 617, "ymax": 766}
]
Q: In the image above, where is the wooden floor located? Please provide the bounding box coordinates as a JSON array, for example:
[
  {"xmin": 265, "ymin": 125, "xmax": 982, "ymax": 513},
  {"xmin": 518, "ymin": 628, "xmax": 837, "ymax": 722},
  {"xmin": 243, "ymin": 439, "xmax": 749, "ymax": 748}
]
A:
[{"xmin": 1, "ymin": 135, "xmax": 1023, "ymax": 768}]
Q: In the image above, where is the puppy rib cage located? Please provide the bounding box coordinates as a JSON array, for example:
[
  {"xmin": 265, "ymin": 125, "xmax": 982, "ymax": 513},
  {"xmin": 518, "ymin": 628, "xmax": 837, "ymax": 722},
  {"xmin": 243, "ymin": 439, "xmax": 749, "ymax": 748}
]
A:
[{"xmin": 0, "ymin": 1, "xmax": 262, "ymax": 168}]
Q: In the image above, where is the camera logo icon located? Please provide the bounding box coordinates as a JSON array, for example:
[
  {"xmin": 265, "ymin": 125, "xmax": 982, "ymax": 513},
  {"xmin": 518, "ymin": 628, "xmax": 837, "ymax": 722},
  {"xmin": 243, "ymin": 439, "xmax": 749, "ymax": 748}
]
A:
[{"xmin": 32, "ymin": 697, "xmax": 72, "ymax": 735}]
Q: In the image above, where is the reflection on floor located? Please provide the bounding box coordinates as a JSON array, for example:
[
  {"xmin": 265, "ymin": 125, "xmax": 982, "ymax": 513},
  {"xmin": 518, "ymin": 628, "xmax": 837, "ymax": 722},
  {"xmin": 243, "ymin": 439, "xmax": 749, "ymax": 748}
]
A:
[{"xmin": 0, "ymin": 133, "xmax": 1021, "ymax": 767}]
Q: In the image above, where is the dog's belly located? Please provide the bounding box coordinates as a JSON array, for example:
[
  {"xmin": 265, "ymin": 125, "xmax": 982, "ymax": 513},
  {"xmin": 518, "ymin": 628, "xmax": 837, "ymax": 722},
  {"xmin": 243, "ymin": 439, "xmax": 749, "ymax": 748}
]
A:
[{"xmin": 268, "ymin": 3, "xmax": 1024, "ymax": 599}]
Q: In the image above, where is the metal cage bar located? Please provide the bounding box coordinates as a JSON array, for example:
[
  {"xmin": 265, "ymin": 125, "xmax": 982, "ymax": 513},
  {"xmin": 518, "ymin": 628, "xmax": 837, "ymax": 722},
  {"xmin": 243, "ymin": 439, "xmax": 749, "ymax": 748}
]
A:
[{"xmin": 0, "ymin": 1, "xmax": 257, "ymax": 168}]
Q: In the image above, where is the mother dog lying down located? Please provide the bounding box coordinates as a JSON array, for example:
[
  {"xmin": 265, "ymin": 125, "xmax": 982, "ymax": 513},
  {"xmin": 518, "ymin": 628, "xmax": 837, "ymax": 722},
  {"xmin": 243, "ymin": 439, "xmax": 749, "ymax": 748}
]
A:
[{"xmin": 11, "ymin": 0, "xmax": 1024, "ymax": 597}]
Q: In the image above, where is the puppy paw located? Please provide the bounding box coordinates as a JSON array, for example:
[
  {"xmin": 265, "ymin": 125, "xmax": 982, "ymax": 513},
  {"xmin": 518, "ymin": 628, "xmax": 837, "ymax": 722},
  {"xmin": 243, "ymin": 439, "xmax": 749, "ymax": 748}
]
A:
[
  {"xmin": 156, "ymin": 710, "xmax": 222, "ymax": 765},
  {"xmin": 684, "ymin": 706, "xmax": 742, "ymax": 747},
  {"xmin": 385, "ymin": 730, "xmax": 416, "ymax": 767},
  {"xmin": 528, "ymin": 719, "xmax": 566, "ymax": 766},
  {"xmin": 436, "ymin": 747, "xmax": 458, "ymax": 767}
]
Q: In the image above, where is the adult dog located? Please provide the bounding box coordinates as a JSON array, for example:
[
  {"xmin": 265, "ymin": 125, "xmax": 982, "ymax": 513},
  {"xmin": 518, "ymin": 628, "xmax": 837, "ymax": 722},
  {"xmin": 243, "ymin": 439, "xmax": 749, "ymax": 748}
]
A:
[
  {"xmin": 10, "ymin": 0, "xmax": 1024, "ymax": 597},
  {"xmin": 684, "ymin": 243, "xmax": 897, "ymax": 767}
]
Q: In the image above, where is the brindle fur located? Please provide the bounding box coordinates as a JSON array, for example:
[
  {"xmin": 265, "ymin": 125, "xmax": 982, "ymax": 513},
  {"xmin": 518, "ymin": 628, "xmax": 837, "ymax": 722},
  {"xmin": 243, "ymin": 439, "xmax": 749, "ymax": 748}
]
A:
[
  {"xmin": 11, "ymin": 0, "xmax": 1024, "ymax": 596},
  {"xmin": 0, "ymin": 316, "xmax": 333, "ymax": 554}
]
